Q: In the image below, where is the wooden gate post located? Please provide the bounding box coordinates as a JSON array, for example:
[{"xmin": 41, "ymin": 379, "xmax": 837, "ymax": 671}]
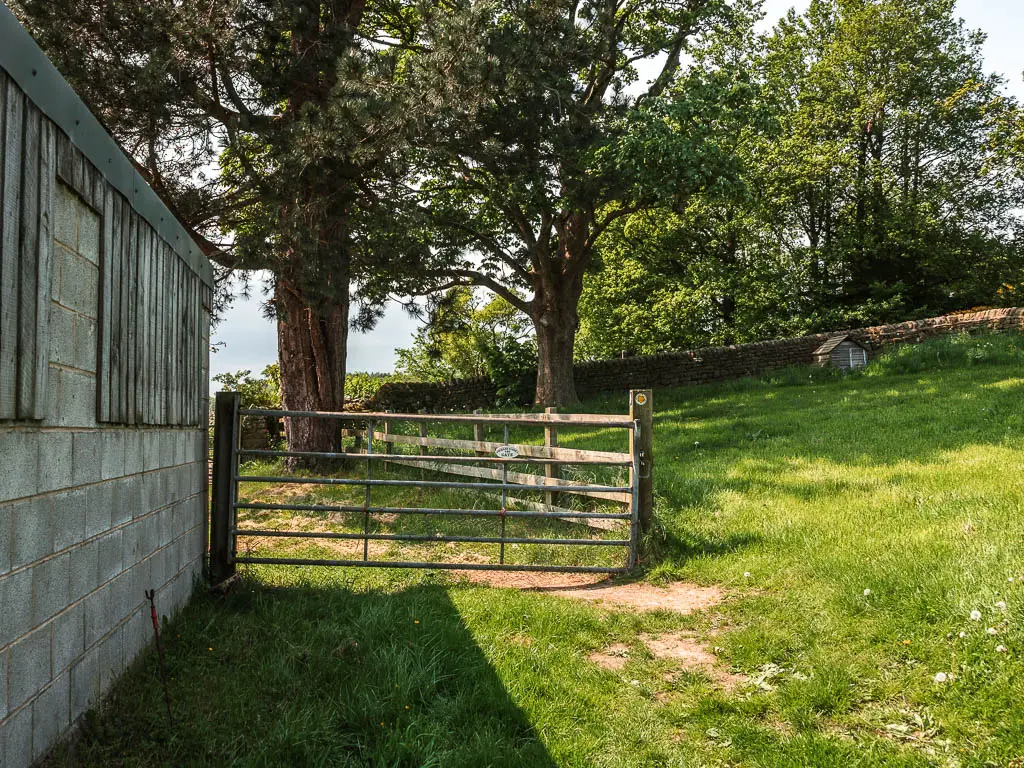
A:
[
  {"xmin": 544, "ymin": 407, "xmax": 559, "ymax": 507},
  {"xmin": 629, "ymin": 390, "xmax": 654, "ymax": 533},
  {"xmin": 210, "ymin": 391, "xmax": 239, "ymax": 584}
]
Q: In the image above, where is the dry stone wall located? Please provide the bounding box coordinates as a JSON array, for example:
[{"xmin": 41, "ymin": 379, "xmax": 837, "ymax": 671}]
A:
[{"xmin": 368, "ymin": 308, "xmax": 1024, "ymax": 412}]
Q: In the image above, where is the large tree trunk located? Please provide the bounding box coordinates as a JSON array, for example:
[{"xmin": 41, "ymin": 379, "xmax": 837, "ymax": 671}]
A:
[
  {"xmin": 276, "ymin": 276, "xmax": 350, "ymax": 454},
  {"xmin": 532, "ymin": 268, "xmax": 585, "ymax": 407}
]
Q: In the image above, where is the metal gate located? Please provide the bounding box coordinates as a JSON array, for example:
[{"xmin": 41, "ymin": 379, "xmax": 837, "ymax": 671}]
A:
[{"xmin": 209, "ymin": 390, "xmax": 653, "ymax": 581}]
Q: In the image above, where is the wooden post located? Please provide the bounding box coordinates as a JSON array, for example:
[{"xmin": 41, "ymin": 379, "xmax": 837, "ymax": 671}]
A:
[
  {"xmin": 382, "ymin": 411, "xmax": 391, "ymax": 472},
  {"xmin": 544, "ymin": 407, "xmax": 559, "ymax": 507},
  {"xmin": 210, "ymin": 391, "xmax": 239, "ymax": 584},
  {"xmin": 629, "ymin": 389, "xmax": 654, "ymax": 533},
  {"xmin": 473, "ymin": 409, "xmax": 485, "ymax": 456},
  {"xmin": 418, "ymin": 409, "xmax": 428, "ymax": 480}
]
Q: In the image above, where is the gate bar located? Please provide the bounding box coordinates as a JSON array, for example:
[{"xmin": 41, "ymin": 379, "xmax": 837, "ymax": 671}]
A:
[
  {"xmin": 239, "ymin": 407, "xmax": 635, "ymax": 428},
  {"xmin": 237, "ymin": 449, "xmax": 631, "ymax": 466},
  {"xmin": 235, "ymin": 475, "xmax": 629, "ymax": 493},
  {"xmin": 232, "ymin": 557, "xmax": 628, "ymax": 574},
  {"xmin": 235, "ymin": 502, "xmax": 631, "ymax": 521},
  {"xmin": 233, "ymin": 529, "xmax": 629, "ymax": 546}
]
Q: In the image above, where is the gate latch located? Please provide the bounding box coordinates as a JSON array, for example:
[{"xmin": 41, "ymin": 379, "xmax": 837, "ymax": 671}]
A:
[{"xmin": 639, "ymin": 450, "xmax": 652, "ymax": 479}]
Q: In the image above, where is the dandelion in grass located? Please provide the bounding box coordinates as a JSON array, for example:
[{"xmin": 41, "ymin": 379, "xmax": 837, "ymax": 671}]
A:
[
  {"xmin": 996, "ymin": 601, "xmax": 1007, "ymax": 612},
  {"xmin": 744, "ymin": 572, "xmax": 751, "ymax": 579},
  {"xmin": 987, "ymin": 627, "xmax": 999, "ymax": 635},
  {"xmin": 970, "ymin": 610, "xmax": 982, "ymax": 621},
  {"xmin": 996, "ymin": 645, "xmax": 1008, "ymax": 653},
  {"xmin": 959, "ymin": 631, "xmax": 966, "ymax": 639},
  {"xmin": 934, "ymin": 672, "xmax": 948, "ymax": 683},
  {"xmin": 863, "ymin": 589, "xmax": 872, "ymax": 596}
]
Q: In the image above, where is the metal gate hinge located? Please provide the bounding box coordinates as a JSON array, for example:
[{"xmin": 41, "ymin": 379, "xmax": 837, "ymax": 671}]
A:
[{"xmin": 639, "ymin": 450, "xmax": 652, "ymax": 479}]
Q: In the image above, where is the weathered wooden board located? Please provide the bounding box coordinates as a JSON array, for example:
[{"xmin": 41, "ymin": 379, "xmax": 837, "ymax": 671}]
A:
[
  {"xmin": 0, "ymin": 74, "xmax": 23, "ymax": 419},
  {"xmin": 366, "ymin": 430, "xmax": 631, "ymax": 464}
]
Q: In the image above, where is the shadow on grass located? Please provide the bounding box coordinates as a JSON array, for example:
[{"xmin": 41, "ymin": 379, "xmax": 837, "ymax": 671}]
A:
[{"xmin": 49, "ymin": 577, "xmax": 556, "ymax": 768}]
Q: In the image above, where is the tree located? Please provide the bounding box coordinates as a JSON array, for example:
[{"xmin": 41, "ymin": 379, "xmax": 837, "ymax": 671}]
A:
[
  {"xmin": 395, "ymin": 288, "xmax": 534, "ymax": 382},
  {"xmin": 12, "ymin": 0, "xmax": 422, "ymax": 451},
  {"xmin": 363, "ymin": 0, "xmax": 754, "ymax": 405},
  {"xmin": 577, "ymin": 0, "xmax": 1024, "ymax": 348}
]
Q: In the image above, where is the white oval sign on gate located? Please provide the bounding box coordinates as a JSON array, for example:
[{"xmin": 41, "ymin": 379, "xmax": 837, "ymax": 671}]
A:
[{"xmin": 495, "ymin": 445, "xmax": 519, "ymax": 459}]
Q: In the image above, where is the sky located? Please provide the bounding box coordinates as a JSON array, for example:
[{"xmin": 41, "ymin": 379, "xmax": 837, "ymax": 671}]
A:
[{"xmin": 208, "ymin": 0, "xmax": 1024, "ymax": 383}]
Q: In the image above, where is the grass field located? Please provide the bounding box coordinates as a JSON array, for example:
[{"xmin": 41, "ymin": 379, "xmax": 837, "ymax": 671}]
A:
[{"xmin": 47, "ymin": 333, "xmax": 1024, "ymax": 767}]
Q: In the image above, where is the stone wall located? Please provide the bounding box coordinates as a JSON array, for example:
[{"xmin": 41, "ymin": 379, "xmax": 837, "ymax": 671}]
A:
[
  {"xmin": 0, "ymin": 186, "xmax": 209, "ymax": 767},
  {"xmin": 368, "ymin": 308, "xmax": 1024, "ymax": 412}
]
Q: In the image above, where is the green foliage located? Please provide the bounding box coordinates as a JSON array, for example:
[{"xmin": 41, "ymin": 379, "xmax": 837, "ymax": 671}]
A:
[
  {"xmin": 396, "ymin": 288, "xmax": 537, "ymax": 404},
  {"xmin": 578, "ymin": 0, "xmax": 1024, "ymax": 360},
  {"xmin": 211, "ymin": 364, "xmax": 282, "ymax": 410},
  {"xmin": 344, "ymin": 372, "xmax": 413, "ymax": 401}
]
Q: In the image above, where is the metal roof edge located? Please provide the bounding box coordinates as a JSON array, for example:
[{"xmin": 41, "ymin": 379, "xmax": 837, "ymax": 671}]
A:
[{"xmin": 0, "ymin": 1, "xmax": 214, "ymax": 288}]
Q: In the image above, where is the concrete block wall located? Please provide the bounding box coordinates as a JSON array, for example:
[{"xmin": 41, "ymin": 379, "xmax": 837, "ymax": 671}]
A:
[{"xmin": 0, "ymin": 185, "xmax": 209, "ymax": 768}]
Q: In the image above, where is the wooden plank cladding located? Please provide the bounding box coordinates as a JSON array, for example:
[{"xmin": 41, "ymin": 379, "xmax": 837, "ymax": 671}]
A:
[
  {"xmin": 0, "ymin": 71, "xmax": 55, "ymax": 420},
  {"xmin": 95, "ymin": 183, "xmax": 209, "ymax": 426}
]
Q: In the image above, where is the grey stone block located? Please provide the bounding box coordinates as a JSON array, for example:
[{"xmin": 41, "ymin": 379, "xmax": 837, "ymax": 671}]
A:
[
  {"xmin": 8, "ymin": 626, "xmax": 52, "ymax": 711},
  {"xmin": 83, "ymin": 585, "xmax": 110, "ymax": 648},
  {"xmin": 45, "ymin": 364, "xmax": 60, "ymax": 423},
  {"xmin": 0, "ymin": 430, "xmax": 39, "ymax": 502},
  {"xmin": 161, "ymin": 432, "xmax": 176, "ymax": 468},
  {"xmin": 54, "ymin": 185, "xmax": 79, "ymax": 248},
  {"xmin": 52, "ymin": 603, "xmax": 84, "ymax": 675},
  {"xmin": 76, "ymin": 316, "xmax": 97, "ymax": 372},
  {"xmin": 97, "ymin": 626, "xmax": 123, "ymax": 696},
  {"xmin": 1, "ymin": 701, "xmax": 32, "ymax": 768},
  {"xmin": 38, "ymin": 431, "xmax": 74, "ymax": 494},
  {"xmin": 174, "ymin": 431, "xmax": 188, "ymax": 466},
  {"xmin": 59, "ymin": 250, "xmax": 98, "ymax": 317},
  {"xmin": 11, "ymin": 497, "xmax": 52, "ymax": 570},
  {"xmin": 96, "ymin": 530, "xmax": 123, "ymax": 585},
  {"xmin": 32, "ymin": 672, "xmax": 70, "ymax": 762},
  {"xmin": 0, "ymin": 647, "xmax": 7, "ymax": 721},
  {"xmin": 0, "ymin": 503, "xmax": 10, "ymax": 575},
  {"xmin": 50, "ymin": 245, "xmax": 64, "ymax": 303},
  {"xmin": 70, "ymin": 645, "xmax": 100, "ymax": 721},
  {"xmin": 100, "ymin": 431, "xmax": 125, "ymax": 481},
  {"xmin": 143, "ymin": 431, "xmax": 162, "ymax": 472},
  {"xmin": 31, "ymin": 552, "xmax": 70, "ymax": 625},
  {"xmin": 52, "ymin": 490, "xmax": 86, "ymax": 553},
  {"xmin": 123, "ymin": 431, "xmax": 143, "ymax": 477},
  {"xmin": 56, "ymin": 369, "xmax": 97, "ymax": 429},
  {"xmin": 69, "ymin": 539, "xmax": 100, "ymax": 603},
  {"xmin": 85, "ymin": 481, "xmax": 112, "ymax": 538},
  {"xmin": 129, "ymin": 559, "xmax": 152, "ymax": 609},
  {"xmin": 78, "ymin": 206, "xmax": 101, "ymax": 266},
  {"xmin": 110, "ymin": 476, "xmax": 135, "ymax": 527},
  {"xmin": 122, "ymin": 605, "xmax": 148, "ymax": 663},
  {"xmin": 0, "ymin": 568, "xmax": 32, "ymax": 648},
  {"xmin": 158, "ymin": 508, "xmax": 173, "ymax": 548},
  {"xmin": 72, "ymin": 431, "xmax": 102, "ymax": 486},
  {"xmin": 121, "ymin": 519, "xmax": 140, "ymax": 568},
  {"xmin": 48, "ymin": 303, "xmax": 76, "ymax": 367},
  {"xmin": 108, "ymin": 570, "xmax": 135, "ymax": 625}
]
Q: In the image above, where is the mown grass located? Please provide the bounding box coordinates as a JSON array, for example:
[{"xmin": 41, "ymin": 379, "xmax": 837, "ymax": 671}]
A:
[{"xmin": 47, "ymin": 332, "xmax": 1024, "ymax": 767}]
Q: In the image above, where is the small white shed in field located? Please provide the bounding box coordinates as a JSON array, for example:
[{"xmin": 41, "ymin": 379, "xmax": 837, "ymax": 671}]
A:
[{"xmin": 813, "ymin": 335, "xmax": 870, "ymax": 370}]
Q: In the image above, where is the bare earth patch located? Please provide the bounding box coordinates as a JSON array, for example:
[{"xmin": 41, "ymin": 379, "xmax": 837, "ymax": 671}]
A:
[
  {"xmin": 587, "ymin": 643, "xmax": 631, "ymax": 670},
  {"xmin": 585, "ymin": 633, "xmax": 745, "ymax": 690},
  {"xmin": 642, "ymin": 632, "xmax": 747, "ymax": 690},
  {"xmin": 463, "ymin": 572, "xmax": 724, "ymax": 614}
]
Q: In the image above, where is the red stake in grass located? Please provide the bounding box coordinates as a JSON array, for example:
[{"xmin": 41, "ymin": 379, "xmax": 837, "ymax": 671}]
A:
[{"xmin": 145, "ymin": 589, "xmax": 174, "ymax": 727}]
